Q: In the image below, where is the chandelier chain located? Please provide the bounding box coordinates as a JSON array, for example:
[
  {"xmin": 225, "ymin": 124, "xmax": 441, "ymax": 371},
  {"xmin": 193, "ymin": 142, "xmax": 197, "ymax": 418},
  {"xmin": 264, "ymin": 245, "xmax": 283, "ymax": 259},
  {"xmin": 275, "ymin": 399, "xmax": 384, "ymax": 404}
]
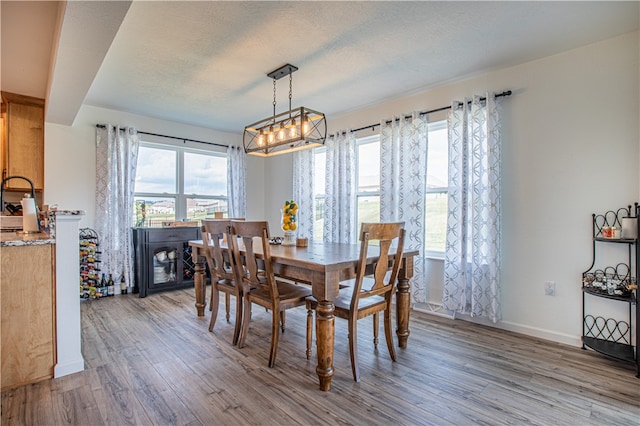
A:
[
  {"xmin": 289, "ymin": 73, "xmax": 293, "ymax": 112},
  {"xmin": 272, "ymin": 77, "xmax": 277, "ymax": 118}
]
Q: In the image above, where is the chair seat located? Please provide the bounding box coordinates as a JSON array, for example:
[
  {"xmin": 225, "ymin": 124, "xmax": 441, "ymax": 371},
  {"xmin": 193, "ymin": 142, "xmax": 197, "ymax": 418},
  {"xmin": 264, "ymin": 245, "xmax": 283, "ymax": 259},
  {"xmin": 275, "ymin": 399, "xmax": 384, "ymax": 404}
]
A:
[
  {"xmin": 307, "ymin": 285, "xmax": 386, "ymax": 319},
  {"xmin": 214, "ymin": 278, "xmax": 236, "ymax": 293},
  {"xmin": 250, "ymin": 279, "xmax": 312, "ymax": 308}
]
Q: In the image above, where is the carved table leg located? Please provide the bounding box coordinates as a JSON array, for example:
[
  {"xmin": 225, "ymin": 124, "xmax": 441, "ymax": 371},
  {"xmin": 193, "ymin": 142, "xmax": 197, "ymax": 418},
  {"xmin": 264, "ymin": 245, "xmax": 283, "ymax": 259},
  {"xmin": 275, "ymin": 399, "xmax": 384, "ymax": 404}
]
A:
[
  {"xmin": 193, "ymin": 251, "xmax": 206, "ymax": 317},
  {"xmin": 396, "ymin": 257, "xmax": 413, "ymax": 348},
  {"xmin": 315, "ymin": 300, "xmax": 335, "ymax": 391}
]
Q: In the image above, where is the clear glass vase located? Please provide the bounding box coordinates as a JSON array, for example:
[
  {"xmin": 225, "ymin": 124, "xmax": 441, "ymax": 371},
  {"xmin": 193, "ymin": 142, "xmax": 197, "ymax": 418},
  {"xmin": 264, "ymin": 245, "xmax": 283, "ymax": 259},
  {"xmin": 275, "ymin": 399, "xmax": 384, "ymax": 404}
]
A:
[{"xmin": 281, "ymin": 201, "xmax": 298, "ymax": 246}]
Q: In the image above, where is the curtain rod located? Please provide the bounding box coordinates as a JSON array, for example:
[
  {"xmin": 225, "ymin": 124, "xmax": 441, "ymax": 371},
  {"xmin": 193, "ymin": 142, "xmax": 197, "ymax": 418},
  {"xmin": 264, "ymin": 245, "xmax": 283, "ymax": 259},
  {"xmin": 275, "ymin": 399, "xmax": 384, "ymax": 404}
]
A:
[
  {"xmin": 96, "ymin": 88, "xmax": 511, "ymax": 145},
  {"xmin": 95, "ymin": 124, "xmax": 229, "ymax": 149},
  {"xmin": 332, "ymin": 90, "xmax": 512, "ymax": 137}
]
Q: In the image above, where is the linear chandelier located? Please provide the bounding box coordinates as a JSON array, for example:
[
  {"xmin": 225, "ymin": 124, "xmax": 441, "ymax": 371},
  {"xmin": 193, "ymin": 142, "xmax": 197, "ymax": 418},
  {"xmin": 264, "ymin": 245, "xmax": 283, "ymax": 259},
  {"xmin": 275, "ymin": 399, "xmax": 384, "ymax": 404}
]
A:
[{"xmin": 243, "ymin": 64, "xmax": 326, "ymax": 157}]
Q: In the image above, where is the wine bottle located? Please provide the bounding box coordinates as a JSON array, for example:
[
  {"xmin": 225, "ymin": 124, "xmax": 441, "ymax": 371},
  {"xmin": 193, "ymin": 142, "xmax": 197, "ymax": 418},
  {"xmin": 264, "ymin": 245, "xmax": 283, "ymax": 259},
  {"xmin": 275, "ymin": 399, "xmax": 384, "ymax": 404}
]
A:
[
  {"xmin": 107, "ymin": 274, "xmax": 115, "ymax": 296},
  {"xmin": 100, "ymin": 273, "xmax": 107, "ymax": 296},
  {"xmin": 120, "ymin": 272, "xmax": 128, "ymax": 295}
]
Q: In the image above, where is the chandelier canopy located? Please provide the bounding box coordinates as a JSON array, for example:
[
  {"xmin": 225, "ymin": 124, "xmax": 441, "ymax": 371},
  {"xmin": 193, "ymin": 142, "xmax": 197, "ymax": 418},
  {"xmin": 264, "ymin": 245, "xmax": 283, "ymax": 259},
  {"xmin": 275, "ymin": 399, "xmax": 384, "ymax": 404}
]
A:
[{"xmin": 243, "ymin": 64, "xmax": 326, "ymax": 157}]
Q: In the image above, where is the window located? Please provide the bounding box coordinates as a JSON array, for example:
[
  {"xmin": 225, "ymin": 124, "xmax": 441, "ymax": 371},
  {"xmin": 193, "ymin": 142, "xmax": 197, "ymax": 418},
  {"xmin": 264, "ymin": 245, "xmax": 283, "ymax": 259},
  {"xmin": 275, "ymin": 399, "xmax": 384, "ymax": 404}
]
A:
[
  {"xmin": 134, "ymin": 143, "xmax": 227, "ymax": 227},
  {"xmin": 356, "ymin": 135, "xmax": 380, "ymax": 228},
  {"xmin": 313, "ymin": 148, "xmax": 326, "ymax": 238},
  {"xmin": 425, "ymin": 120, "xmax": 448, "ymax": 255},
  {"xmin": 311, "ymin": 119, "xmax": 448, "ymax": 255},
  {"xmin": 312, "ymin": 135, "xmax": 382, "ymax": 240}
]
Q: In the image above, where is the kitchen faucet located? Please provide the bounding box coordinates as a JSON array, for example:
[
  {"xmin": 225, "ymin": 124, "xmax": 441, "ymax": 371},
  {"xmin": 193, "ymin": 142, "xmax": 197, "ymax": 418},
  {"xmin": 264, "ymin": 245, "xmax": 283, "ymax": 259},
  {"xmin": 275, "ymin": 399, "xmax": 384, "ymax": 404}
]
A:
[{"xmin": 0, "ymin": 175, "xmax": 36, "ymax": 213}]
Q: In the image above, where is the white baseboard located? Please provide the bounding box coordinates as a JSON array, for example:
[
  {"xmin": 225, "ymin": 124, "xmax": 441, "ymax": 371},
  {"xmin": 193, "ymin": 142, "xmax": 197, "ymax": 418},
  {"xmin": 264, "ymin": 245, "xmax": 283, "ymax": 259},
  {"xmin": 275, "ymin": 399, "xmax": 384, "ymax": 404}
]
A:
[
  {"xmin": 412, "ymin": 303, "xmax": 581, "ymax": 347},
  {"xmin": 54, "ymin": 358, "xmax": 85, "ymax": 378},
  {"xmin": 413, "ymin": 302, "xmax": 455, "ymax": 319},
  {"xmin": 485, "ymin": 319, "xmax": 581, "ymax": 347}
]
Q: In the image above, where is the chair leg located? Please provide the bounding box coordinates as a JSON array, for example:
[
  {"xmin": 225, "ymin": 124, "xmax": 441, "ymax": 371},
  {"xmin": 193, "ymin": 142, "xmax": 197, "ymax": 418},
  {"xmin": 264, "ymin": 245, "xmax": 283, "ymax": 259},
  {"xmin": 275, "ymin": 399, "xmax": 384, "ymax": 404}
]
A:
[
  {"xmin": 268, "ymin": 309, "xmax": 281, "ymax": 368},
  {"xmin": 384, "ymin": 307, "xmax": 397, "ymax": 362},
  {"xmin": 237, "ymin": 297, "xmax": 252, "ymax": 348},
  {"xmin": 281, "ymin": 310, "xmax": 286, "ymax": 333},
  {"xmin": 209, "ymin": 283, "xmax": 214, "ymax": 311},
  {"xmin": 373, "ymin": 312, "xmax": 379, "ymax": 349},
  {"xmin": 225, "ymin": 293, "xmax": 231, "ymax": 323},
  {"xmin": 232, "ymin": 294, "xmax": 243, "ymax": 346},
  {"xmin": 209, "ymin": 287, "xmax": 220, "ymax": 332},
  {"xmin": 348, "ymin": 318, "xmax": 360, "ymax": 382},
  {"xmin": 306, "ymin": 307, "xmax": 313, "ymax": 359}
]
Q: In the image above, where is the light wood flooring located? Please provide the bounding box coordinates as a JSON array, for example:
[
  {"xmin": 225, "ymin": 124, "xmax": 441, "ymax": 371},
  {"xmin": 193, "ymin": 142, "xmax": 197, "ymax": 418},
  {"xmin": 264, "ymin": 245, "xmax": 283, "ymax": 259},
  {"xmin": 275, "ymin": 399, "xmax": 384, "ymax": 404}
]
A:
[{"xmin": 2, "ymin": 288, "xmax": 639, "ymax": 425}]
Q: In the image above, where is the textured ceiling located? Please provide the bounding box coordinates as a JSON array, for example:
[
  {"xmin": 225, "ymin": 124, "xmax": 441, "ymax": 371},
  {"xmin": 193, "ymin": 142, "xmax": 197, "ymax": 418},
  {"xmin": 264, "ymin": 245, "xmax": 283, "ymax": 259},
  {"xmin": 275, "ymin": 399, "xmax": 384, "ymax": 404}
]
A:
[{"xmin": 2, "ymin": 1, "xmax": 639, "ymax": 134}]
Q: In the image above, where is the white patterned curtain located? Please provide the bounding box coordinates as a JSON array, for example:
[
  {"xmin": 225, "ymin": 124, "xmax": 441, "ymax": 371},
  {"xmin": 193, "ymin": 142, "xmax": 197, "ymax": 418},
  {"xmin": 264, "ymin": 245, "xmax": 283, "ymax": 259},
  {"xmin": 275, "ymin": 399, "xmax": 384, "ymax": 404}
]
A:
[
  {"xmin": 380, "ymin": 113, "xmax": 429, "ymax": 304},
  {"xmin": 443, "ymin": 94, "xmax": 502, "ymax": 322},
  {"xmin": 323, "ymin": 131, "xmax": 356, "ymax": 243},
  {"xmin": 293, "ymin": 149, "xmax": 315, "ymax": 240},
  {"xmin": 227, "ymin": 145, "xmax": 247, "ymax": 218},
  {"xmin": 95, "ymin": 125, "xmax": 140, "ymax": 293}
]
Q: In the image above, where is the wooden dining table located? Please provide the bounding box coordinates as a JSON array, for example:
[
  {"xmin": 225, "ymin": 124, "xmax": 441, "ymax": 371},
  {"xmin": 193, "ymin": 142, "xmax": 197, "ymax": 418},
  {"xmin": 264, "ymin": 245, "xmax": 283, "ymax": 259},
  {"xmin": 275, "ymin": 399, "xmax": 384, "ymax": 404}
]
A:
[{"xmin": 188, "ymin": 239, "xmax": 418, "ymax": 391}]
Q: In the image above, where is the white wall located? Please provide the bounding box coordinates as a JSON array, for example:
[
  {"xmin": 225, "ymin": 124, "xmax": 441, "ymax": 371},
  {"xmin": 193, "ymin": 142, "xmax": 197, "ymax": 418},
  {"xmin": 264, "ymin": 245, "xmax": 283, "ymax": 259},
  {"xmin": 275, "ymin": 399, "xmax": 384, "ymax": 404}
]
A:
[
  {"xmin": 45, "ymin": 104, "xmax": 266, "ymax": 227},
  {"xmin": 265, "ymin": 31, "xmax": 640, "ymax": 345},
  {"xmin": 44, "ymin": 31, "xmax": 638, "ymax": 347},
  {"xmin": 263, "ymin": 154, "xmax": 294, "ymax": 233}
]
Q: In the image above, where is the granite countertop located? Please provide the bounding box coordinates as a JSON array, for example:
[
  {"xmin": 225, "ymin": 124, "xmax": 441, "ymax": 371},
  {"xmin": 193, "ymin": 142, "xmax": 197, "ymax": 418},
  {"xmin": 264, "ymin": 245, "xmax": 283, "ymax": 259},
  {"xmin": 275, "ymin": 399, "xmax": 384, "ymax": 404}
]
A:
[
  {"xmin": 0, "ymin": 231, "xmax": 55, "ymax": 247},
  {"xmin": 0, "ymin": 210, "xmax": 85, "ymax": 247}
]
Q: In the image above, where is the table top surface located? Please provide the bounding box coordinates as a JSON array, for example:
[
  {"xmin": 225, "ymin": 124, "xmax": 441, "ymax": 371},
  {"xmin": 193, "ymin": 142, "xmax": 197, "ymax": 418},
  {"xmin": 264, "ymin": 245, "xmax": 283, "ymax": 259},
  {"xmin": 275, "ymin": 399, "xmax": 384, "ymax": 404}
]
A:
[{"xmin": 189, "ymin": 239, "xmax": 418, "ymax": 272}]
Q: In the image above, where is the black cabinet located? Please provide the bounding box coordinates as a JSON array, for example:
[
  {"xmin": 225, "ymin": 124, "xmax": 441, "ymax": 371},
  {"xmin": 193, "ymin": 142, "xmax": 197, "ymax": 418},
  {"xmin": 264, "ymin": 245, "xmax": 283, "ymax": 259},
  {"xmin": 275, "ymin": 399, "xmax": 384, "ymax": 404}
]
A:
[
  {"xmin": 133, "ymin": 227, "xmax": 200, "ymax": 297},
  {"xmin": 582, "ymin": 203, "xmax": 639, "ymax": 377}
]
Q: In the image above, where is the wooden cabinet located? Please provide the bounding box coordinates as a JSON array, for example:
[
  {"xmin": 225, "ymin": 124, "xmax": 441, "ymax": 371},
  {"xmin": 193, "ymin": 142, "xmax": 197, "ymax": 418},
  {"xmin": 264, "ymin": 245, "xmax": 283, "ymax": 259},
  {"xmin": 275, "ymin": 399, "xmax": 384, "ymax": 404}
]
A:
[
  {"xmin": 133, "ymin": 227, "xmax": 201, "ymax": 297},
  {"xmin": 1, "ymin": 243, "xmax": 56, "ymax": 389},
  {"xmin": 1, "ymin": 91, "xmax": 45, "ymax": 191}
]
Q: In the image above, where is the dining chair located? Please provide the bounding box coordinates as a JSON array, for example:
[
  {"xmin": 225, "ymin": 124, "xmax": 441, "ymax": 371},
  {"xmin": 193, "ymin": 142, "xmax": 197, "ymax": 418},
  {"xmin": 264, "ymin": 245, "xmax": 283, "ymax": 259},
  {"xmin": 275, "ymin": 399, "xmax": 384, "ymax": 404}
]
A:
[
  {"xmin": 229, "ymin": 220, "xmax": 312, "ymax": 368},
  {"xmin": 306, "ymin": 222, "xmax": 405, "ymax": 382},
  {"xmin": 204, "ymin": 218, "xmax": 246, "ymax": 312},
  {"xmin": 201, "ymin": 219, "xmax": 242, "ymax": 345}
]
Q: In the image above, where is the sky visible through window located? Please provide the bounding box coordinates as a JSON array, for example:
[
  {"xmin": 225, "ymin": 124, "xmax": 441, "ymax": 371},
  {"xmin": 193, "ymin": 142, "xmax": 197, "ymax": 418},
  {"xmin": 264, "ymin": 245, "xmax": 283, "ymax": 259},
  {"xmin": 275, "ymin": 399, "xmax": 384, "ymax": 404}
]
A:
[
  {"xmin": 184, "ymin": 152, "xmax": 226, "ymax": 196},
  {"xmin": 427, "ymin": 126, "xmax": 448, "ymax": 189},
  {"xmin": 135, "ymin": 147, "xmax": 227, "ymax": 195},
  {"xmin": 135, "ymin": 146, "xmax": 176, "ymax": 193}
]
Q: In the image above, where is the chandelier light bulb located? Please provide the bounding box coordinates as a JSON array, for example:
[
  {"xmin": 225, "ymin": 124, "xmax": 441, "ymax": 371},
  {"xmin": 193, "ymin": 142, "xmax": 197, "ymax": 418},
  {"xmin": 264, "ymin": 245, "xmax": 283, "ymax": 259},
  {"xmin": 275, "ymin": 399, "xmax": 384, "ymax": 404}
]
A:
[
  {"xmin": 278, "ymin": 123, "xmax": 286, "ymax": 141},
  {"xmin": 267, "ymin": 125, "xmax": 275, "ymax": 144},
  {"xmin": 289, "ymin": 118, "xmax": 297, "ymax": 138}
]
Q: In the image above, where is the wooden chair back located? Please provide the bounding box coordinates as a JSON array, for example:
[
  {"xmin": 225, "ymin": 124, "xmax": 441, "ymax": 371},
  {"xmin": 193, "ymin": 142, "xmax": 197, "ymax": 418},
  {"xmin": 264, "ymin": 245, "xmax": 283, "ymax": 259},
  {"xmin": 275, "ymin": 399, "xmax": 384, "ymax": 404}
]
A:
[
  {"xmin": 228, "ymin": 220, "xmax": 279, "ymax": 301},
  {"xmin": 351, "ymin": 222, "xmax": 405, "ymax": 311},
  {"xmin": 201, "ymin": 219, "xmax": 235, "ymax": 283}
]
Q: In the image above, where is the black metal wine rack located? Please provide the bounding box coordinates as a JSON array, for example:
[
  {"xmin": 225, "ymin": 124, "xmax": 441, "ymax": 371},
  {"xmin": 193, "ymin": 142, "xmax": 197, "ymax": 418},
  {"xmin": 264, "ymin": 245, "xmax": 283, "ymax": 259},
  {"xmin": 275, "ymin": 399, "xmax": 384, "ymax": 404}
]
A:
[
  {"xmin": 581, "ymin": 203, "xmax": 639, "ymax": 377},
  {"xmin": 79, "ymin": 227, "xmax": 104, "ymax": 299}
]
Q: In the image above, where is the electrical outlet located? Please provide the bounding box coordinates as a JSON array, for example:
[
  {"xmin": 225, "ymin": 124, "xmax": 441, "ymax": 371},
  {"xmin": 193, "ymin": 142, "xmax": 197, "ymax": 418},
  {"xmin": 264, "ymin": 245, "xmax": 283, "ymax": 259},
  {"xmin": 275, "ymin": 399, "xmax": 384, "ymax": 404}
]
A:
[{"xmin": 544, "ymin": 281, "xmax": 556, "ymax": 296}]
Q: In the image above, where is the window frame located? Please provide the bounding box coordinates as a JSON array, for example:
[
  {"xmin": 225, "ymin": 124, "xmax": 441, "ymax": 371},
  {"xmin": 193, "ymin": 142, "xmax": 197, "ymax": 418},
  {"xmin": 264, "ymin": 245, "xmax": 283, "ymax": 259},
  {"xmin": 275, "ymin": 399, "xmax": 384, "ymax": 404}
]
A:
[{"xmin": 134, "ymin": 141, "xmax": 228, "ymax": 226}]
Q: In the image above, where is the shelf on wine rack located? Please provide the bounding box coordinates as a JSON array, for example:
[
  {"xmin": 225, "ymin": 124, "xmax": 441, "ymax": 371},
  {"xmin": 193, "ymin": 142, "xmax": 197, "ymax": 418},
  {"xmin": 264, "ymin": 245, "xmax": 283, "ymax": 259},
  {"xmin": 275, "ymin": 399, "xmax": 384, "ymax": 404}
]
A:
[{"xmin": 582, "ymin": 336, "xmax": 635, "ymax": 363}]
